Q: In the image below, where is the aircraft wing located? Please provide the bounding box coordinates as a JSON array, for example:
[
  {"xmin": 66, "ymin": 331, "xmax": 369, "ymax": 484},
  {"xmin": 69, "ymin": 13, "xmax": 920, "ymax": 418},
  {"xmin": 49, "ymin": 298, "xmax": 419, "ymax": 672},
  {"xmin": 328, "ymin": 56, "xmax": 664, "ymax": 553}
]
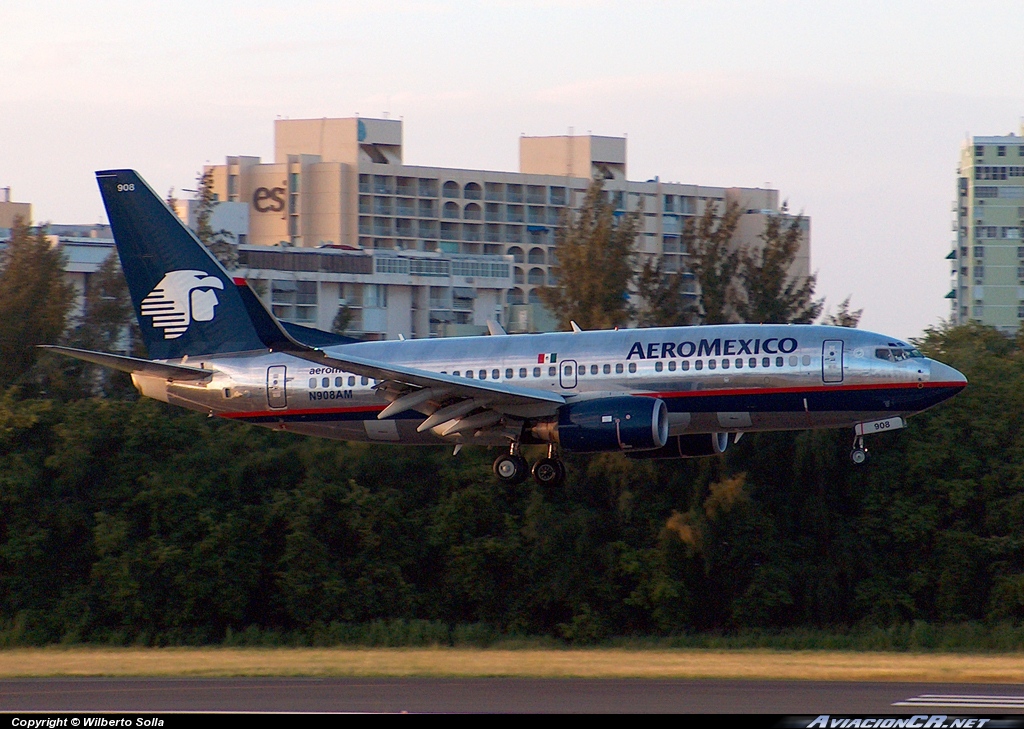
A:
[
  {"xmin": 40, "ymin": 345, "xmax": 214, "ymax": 381},
  {"xmin": 290, "ymin": 346, "xmax": 563, "ymax": 403},
  {"xmin": 236, "ymin": 276, "xmax": 565, "ymax": 428}
]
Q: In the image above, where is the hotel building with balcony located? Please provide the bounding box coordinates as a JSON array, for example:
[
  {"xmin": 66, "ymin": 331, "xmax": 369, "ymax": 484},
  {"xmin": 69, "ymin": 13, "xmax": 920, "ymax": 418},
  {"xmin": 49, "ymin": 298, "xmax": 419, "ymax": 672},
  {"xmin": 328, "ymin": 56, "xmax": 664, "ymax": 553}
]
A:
[{"xmin": 200, "ymin": 117, "xmax": 810, "ymax": 339}]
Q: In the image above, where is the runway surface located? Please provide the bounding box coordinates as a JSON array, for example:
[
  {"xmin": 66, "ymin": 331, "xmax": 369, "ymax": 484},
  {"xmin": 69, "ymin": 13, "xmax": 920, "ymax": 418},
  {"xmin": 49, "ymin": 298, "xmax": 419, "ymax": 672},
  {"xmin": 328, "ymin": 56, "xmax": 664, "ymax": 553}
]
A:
[{"xmin": 3, "ymin": 678, "xmax": 1024, "ymax": 713}]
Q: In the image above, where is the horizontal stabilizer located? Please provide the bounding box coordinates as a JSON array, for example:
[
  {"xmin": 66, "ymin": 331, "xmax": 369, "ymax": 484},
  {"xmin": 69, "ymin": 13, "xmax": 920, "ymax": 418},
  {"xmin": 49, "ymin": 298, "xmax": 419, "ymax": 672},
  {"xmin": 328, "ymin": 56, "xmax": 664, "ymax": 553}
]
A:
[{"xmin": 39, "ymin": 345, "xmax": 213, "ymax": 381}]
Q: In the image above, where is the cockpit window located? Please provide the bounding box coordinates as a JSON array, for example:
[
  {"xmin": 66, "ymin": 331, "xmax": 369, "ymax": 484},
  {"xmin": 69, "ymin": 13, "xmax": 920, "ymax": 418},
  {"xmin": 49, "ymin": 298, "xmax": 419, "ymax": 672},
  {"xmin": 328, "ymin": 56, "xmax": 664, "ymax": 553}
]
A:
[{"xmin": 876, "ymin": 347, "xmax": 924, "ymax": 362}]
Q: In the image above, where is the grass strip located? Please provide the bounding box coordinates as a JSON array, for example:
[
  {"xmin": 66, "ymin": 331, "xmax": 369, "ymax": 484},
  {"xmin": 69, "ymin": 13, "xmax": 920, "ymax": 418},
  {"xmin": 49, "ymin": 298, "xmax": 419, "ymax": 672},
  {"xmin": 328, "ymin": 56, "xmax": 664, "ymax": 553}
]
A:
[{"xmin": 2, "ymin": 648, "xmax": 1024, "ymax": 682}]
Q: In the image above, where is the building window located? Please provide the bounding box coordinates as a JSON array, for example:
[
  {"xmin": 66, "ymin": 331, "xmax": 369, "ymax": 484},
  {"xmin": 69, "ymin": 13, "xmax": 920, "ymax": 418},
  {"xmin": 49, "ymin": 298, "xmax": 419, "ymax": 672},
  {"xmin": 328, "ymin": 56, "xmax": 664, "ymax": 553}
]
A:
[
  {"xmin": 418, "ymin": 178, "xmax": 438, "ymax": 197},
  {"xmin": 442, "ymin": 181, "xmax": 460, "ymax": 198},
  {"xmin": 271, "ymin": 280, "xmax": 317, "ymax": 323},
  {"xmin": 999, "ymin": 146, "xmax": 1007, "ymax": 157},
  {"xmin": 976, "ymin": 145, "xmax": 985, "ymax": 156}
]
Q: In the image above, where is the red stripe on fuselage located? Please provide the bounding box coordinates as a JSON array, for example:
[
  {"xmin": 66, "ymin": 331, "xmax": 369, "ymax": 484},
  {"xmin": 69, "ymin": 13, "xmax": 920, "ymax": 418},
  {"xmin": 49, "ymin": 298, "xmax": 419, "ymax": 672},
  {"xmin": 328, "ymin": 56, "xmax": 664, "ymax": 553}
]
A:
[
  {"xmin": 218, "ymin": 381, "xmax": 966, "ymax": 421},
  {"xmin": 637, "ymin": 380, "xmax": 966, "ymax": 400},
  {"xmin": 221, "ymin": 404, "xmax": 384, "ymax": 419}
]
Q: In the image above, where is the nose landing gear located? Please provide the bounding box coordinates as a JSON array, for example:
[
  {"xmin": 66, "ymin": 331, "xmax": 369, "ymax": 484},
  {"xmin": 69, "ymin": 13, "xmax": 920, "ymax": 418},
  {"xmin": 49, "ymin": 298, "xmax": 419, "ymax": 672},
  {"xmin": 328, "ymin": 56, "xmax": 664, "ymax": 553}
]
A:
[{"xmin": 850, "ymin": 434, "xmax": 869, "ymax": 465}]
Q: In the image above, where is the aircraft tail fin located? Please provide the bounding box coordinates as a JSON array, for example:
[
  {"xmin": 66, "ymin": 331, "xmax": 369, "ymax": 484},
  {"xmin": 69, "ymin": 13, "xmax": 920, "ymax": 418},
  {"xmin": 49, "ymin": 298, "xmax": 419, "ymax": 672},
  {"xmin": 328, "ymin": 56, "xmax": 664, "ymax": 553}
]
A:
[{"xmin": 96, "ymin": 169, "xmax": 266, "ymax": 359}]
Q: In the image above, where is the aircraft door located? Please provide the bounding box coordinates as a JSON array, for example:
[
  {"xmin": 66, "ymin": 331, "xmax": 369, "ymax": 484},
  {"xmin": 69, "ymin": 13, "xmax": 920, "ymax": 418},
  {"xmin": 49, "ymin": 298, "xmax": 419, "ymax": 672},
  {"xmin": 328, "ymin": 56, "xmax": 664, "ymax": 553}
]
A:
[
  {"xmin": 267, "ymin": 365, "xmax": 287, "ymax": 408},
  {"xmin": 822, "ymin": 340, "xmax": 844, "ymax": 383},
  {"xmin": 559, "ymin": 360, "xmax": 578, "ymax": 389}
]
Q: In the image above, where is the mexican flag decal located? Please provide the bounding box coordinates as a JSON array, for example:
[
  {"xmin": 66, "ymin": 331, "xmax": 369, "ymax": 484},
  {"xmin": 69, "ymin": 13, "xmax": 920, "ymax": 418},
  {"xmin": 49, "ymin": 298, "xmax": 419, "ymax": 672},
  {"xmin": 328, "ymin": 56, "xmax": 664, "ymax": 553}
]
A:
[{"xmin": 537, "ymin": 353, "xmax": 558, "ymax": 364}]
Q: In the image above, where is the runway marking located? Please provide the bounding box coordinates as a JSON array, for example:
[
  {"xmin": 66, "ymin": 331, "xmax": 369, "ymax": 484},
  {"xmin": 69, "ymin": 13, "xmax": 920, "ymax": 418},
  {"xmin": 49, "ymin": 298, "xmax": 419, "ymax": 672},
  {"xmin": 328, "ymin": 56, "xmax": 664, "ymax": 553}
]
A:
[{"xmin": 894, "ymin": 694, "xmax": 1024, "ymax": 709}]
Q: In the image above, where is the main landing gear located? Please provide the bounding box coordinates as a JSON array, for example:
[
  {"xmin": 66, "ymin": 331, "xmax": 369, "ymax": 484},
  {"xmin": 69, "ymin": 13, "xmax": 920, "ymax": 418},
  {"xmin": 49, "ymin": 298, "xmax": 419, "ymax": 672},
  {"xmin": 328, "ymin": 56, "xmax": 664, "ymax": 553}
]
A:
[{"xmin": 493, "ymin": 443, "xmax": 565, "ymax": 487}]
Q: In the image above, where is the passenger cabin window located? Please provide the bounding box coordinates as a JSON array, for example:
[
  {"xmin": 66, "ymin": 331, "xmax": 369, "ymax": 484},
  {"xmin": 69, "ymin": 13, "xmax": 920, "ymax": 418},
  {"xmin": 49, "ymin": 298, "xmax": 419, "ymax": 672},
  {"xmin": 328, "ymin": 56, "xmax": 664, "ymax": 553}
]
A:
[
  {"xmin": 802, "ymin": 355, "xmax": 811, "ymax": 366},
  {"xmin": 453, "ymin": 371, "xmax": 461, "ymax": 377},
  {"xmin": 591, "ymin": 364, "xmax": 598, "ymax": 375},
  {"xmin": 492, "ymin": 369, "xmax": 500, "ymax": 380},
  {"xmin": 549, "ymin": 366, "xmax": 556, "ymax": 376},
  {"xmin": 519, "ymin": 368, "xmax": 527, "ymax": 378},
  {"xmin": 533, "ymin": 367, "xmax": 541, "ymax": 377},
  {"xmin": 708, "ymin": 359, "xmax": 717, "ymax": 370},
  {"xmin": 467, "ymin": 371, "xmax": 474, "ymax": 378},
  {"xmin": 734, "ymin": 359, "xmax": 742, "ymax": 369},
  {"xmin": 789, "ymin": 356, "xmax": 798, "ymax": 367},
  {"xmin": 335, "ymin": 377, "xmax": 343, "ymax": 387},
  {"xmin": 361, "ymin": 377, "xmax": 369, "ymax": 385},
  {"xmin": 506, "ymin": 368, "xmax": 513, "ymax": 379},
  {"xmin": 322, "ymin": 377, "xmax": 329, "ymax": 388},
  {"xmin": 348, "ymin": 376, "xmax": 356, "ymax": 386},
  {"xmin": 309, "ymin": 378, "xmax": 316, "ymax": 388},
  {"xmin": 776, "ymin": 356, "xmax": 784, "ymax": 367},
  {"xmin": 563, "ymin": 365, "xmax": 573, "ymax": 376},
  {"xmin": 668, "ymin": 361, "xmax": 676, "ymax": 371},
  {"xmin": 603, "ymin": 364, "xmax": 611, "ymax": 374},
  {"xmin": 628, "ymin": 362, "xmax": 637, "ymax": 373},
  {"xmin": 695, "ymin": 360, "xmax": 703, "ymax": 371},
  {"xmin": 681, "ymin": 361, "xmax": 690, "ymax": 371},
  {"xmin": 615, "ymin": 363, "xmax": 624, "ymax": 374},
  {"xmin": 655, "ymin": 361, "xmax": 663, "ymax": 372},
  {"xmin": 721, "ymin": 359, "xmax": 730, "ymax": 370},
  {"xmin": 749, "ymin": 358, "xmax": 757, "ymax": 368},
  {"xmin": 761, "ymin": 357, "xmax": 770, "ymax": 368}
]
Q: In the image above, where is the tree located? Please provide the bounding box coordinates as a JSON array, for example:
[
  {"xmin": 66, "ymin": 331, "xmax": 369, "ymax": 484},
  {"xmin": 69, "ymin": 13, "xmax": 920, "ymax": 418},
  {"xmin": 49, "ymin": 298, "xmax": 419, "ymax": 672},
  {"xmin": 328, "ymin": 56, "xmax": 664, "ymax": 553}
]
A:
[
  {"xmin": 684, "ymin": 200, "xmax": 742, "ymax": 324},
  {"xmin": 0, "ymin": 218, "xmax": 75, "ymax": 388},
  {"xmin": 61, "ymin": 252, "xmax": 138, "ymax": 397},
  {"xmin": 823, "ymin": 296, "xmax": 862, "ymax": 328},
  {"xmin": 539, "ymin": 178, "xmax": 641, "ymax": 330},
  {"xmin": 635, "ymin": 255, "xmax": 693, "ymax": 327},
  {"xmin": 735, "ymin": 212, "xmax": 822, "ymax": 324},
  {"xmin": 194, "ymin": 169, "xmax": 238, "ymax": 270},
  {"xmin": 332, "ymin": 304, "xmax": 354, "ymax": 335}
]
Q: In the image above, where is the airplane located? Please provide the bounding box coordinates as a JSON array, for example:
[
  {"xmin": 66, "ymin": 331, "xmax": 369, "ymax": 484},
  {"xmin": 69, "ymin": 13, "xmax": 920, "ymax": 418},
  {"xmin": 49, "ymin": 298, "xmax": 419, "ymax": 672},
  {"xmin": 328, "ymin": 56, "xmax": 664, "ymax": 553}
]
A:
[{"xmin": 44, "ymin": 170, "xmax": 968, "ymax": 486}]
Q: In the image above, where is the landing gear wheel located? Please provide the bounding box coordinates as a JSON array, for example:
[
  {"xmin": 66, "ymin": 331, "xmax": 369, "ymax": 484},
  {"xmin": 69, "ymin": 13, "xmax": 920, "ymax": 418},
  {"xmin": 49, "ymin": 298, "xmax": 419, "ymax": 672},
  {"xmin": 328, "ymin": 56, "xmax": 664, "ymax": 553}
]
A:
[
  {"xmin": 532, "ymin": 457, "xmax": 566, "ymax": 487},
  {"xmin": 850, "ymin": 448, "xmax": 869, "ymax": 465},
  {"xmin": 493, "ymin": 454, "xmax": 529, "ymax": 484}
]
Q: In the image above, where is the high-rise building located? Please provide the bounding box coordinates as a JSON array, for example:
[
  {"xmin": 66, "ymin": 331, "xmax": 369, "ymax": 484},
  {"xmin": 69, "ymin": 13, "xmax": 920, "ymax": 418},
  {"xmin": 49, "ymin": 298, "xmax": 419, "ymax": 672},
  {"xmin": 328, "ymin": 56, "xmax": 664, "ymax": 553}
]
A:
[
  {"xmin": 198, "ymin": 117, "xmax": 810, "ymax": 339},
  {"xmin": 951, "ymin": 122, "xmax": 1024, "ymax": 332}
]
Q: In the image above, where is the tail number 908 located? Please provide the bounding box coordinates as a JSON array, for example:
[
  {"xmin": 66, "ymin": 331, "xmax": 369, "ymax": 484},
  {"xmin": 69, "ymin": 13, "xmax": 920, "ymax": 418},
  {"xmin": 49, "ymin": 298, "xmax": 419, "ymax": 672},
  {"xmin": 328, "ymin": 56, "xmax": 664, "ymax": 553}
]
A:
[{"xmin": 116, "ymin": 183, "xmax": 135, "ymax": 192}]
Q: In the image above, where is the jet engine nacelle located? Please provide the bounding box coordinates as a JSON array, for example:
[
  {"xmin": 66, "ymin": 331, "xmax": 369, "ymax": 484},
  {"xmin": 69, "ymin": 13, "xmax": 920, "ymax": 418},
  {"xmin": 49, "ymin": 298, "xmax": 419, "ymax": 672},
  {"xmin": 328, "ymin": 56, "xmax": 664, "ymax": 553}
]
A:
[
  {"xmin": 542, "ymin": 396, "xmax": 669, "ymax": 453},
  {"xmin": 627, "ymin": 433, "xmax": 730, "ymax": 460}
]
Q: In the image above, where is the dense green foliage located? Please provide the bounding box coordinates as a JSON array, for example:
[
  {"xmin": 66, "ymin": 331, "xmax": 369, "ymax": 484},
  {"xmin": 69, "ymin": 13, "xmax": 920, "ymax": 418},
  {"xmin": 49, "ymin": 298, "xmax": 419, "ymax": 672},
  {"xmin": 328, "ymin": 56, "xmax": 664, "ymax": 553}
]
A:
[
  {"xmin": 0, "ymin": 219, "xmax": 75, "ymax": 389},
  {"xmin": 0, "ymin": 323, "xmax": 1021, "ymax": 646}
]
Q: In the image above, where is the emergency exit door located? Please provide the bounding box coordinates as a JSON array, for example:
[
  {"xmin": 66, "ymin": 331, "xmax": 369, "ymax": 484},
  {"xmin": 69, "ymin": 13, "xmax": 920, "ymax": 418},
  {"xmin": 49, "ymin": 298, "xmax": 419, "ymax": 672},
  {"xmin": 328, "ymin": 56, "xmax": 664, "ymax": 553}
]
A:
[
  {"xmin": 267, "ymin": 365, "xmax": 288, "ymax": 408},
  {"xmin": 822, "ymin": 340, "xmax": 844, "ymax": 383}
]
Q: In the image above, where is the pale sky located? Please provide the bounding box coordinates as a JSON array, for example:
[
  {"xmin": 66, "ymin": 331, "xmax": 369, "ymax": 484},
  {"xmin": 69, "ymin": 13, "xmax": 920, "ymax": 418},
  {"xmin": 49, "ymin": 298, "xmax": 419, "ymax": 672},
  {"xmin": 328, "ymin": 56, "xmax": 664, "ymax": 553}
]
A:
[{"xmin": 3, "ymin": 0, "xmax": 1023, "ymax": 339}]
